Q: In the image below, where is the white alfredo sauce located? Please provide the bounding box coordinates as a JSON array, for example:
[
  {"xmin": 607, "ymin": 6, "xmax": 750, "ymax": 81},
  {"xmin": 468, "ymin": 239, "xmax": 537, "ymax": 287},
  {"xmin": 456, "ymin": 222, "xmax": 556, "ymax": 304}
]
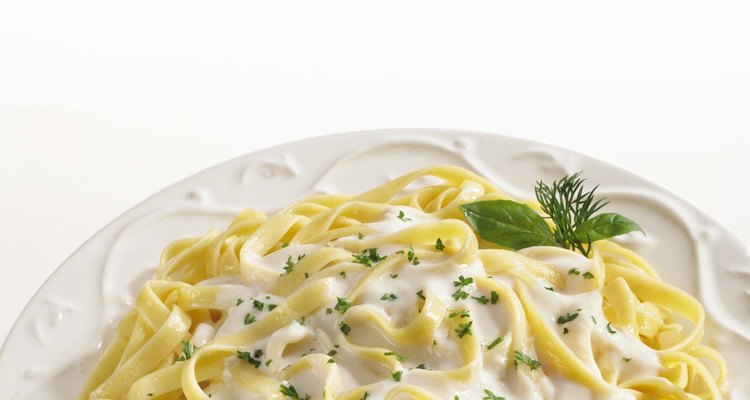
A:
[{"xmin": 201, "ymin": 206, "xmax": 663, "ymax": 399}]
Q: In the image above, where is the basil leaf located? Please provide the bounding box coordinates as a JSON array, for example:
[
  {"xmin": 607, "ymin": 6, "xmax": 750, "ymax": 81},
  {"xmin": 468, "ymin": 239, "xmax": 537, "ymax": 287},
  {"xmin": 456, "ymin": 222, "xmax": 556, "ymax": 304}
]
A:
[
  {"xmin": 459, "ymin": 200, "xmax": 556, "ymax": 250},
  {"xmin": 574, "ymin": 213, "xmax": 644, "ymax": 242}
]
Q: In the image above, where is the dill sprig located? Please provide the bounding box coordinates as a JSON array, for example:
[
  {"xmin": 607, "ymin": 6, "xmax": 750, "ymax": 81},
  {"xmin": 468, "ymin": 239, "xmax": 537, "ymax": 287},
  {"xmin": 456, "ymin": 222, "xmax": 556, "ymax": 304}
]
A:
[{"xmin": 534, "ymin": 172, "xmax": 607, "ymax": 256}]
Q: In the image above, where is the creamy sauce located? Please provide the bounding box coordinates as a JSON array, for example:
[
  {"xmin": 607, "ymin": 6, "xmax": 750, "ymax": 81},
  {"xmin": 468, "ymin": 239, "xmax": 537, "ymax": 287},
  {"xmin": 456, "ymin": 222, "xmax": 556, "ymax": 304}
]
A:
[{"xmin": 199, "ymin": 206, "xmax": 662, "ymax": 399}]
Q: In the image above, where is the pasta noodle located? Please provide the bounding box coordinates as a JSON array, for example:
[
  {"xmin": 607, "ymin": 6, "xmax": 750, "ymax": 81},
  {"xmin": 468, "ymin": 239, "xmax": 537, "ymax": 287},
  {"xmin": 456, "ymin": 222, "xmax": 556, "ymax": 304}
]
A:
[{"xmin": 79, "ymin": 165, "xmax": 727, "ymax": 400}]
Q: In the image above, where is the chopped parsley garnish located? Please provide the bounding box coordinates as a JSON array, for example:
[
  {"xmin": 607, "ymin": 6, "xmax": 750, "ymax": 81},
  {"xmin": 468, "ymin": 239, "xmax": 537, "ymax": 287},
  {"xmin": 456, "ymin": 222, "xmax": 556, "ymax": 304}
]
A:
[
  {"xmin": 353, "ymin": 248, "xmax": 386, "ymax": 267},
  {"xmin": 486, "ymin": 336, "xmax": 504, "ymax": 350},
  {"xmin": 281, "ymin": 242, "xmax": 290, "ymax": 248},
  {"xmin": 335, "ymin": 297, "xmax": 352, "ymax": 314},
  {"xmin": 267, "ymin": 304, "xmax": 278, "ymax": 311},
  {"xmin": 284, "ymin": 254, "xmax": 306, "ymax": 274},
  {"xmin": 556, "ymin": 312, "xmax": 579, "ymax": 324},
  {"xmin": 391, "ymin": 370, "xmax": 403, "ymax": 381},
  {"xmin": 544, "ymin": 286, "xmax": 555, "ymax": 291},
  {"xmin": 146, "ymin": 394, "xmax": 153, "ymax": 397},
  {"xmin": 490, "ymin": 291, "xmax": 499, "ymax": 304},
  {"xmin": 435, "ymin": 237, "xmax": 445, "ymax": 250},
  {"xmin": 397, "ymin": 210, "xmax": 411, "ymax": 221},
  {"xmin": 473, "ymin": 295, "xmax": 489, "ymax": 304},
  {"xmin": 339, "ymin": 322, "xmax": 351, "ymax": 335},
  {"xmin": 449, "ymin": 309, "xmax": 470, "ymax": 319},
  {"xmin": 297, "ymin": 316, "xmax": 306, "ymax": 325},
  {"xmin": 384, "ymin": 351, "xmax": 408, "ymax": 362},
  {"xmin": 325, "ymin": 307, "xmax": 333, "ymax": 315},
  {"xmin": 416, "ymin": 290, "xmax": 426, "ymax": 300},
  {"xmin": 380, "ymin": 293, "xmax": 398, "ymax": 301},
  {"xmin": 563, "ymin": 327, "xmax": 569, "ymax": 334},
  {"xmin": 279, "ymin": 384, "xmax": 310, "ymax": 400},
  {"xmin": 244, "ymin": 313, "xmax": 256, "ymax": 325},
  {"xmin": 327, "ymin": 349, "xmax": 338, "ymax": 357},
  {"xmin": 452, "ymin": 275, "xmax": 474, "ymax": 300},
  {"xmin": 361, "ymin": 392, "xmax": 369, "ymax": 400},
  {"xmin": 623, "ymin": 357, "xmax": 632, "ymax": 362},
  {"xmin": 568, "ymin": 267, "xmax": 581, "ymax": 276},
  {"xmin": 583, "ymin": 271, "xmax": 595, "ymax": 279},
  {"xmin": 235, "ymin": 298, "xmax": 244, "ymax": 306},
  {"xmin": 175, "ymin": 340, "xmax": 197, "ymax": 361},
  {"xmin": 390, "ymin": 273, "xmax": 398, "ymax": 279},
  {"xmin": 607, "ymin": 322, "xmax": 617, "ymax": 334},
  {"xmin": 482, "ymin": 389, "xmax": 506, "ymax": 400},
  {"xmin": 455, "ymin": 321, "xmax": 473, "ymax": 338},
  {"xmin": 253, "ymin": 299, "xmax": 264, "ymax": 311},
  {"xmin": 327, "ymin": 358, "xmax": 335, "ymax": 364},
  {"xmin": 415, "ymin": 363, "xmax": 426, "ymax": 369},
  {"xmin": 237, "ymin": 350, "xmax": 262, "ymax": 368},
  {"xmin": 358, "ymin": 232, "xmax": 364, "ymax": 239},
  {"xmin": 514, "ymin": 350, "xmax": 541, "ymax": 370},
  {"xmin": 591, "ymin": 315, "xmax": 598, "ymax": 324},
  {"xmin": 407, "ymin": 246, "xmax": 420, "ymax": 265},
  {"xmin": 340, "ymin": 271, "xmax": 346, "ymax": 278}
]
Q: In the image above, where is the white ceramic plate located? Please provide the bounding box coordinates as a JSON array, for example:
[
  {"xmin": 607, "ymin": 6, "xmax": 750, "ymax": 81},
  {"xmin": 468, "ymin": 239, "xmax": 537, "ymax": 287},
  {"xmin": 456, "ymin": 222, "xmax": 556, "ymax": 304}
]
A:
[{"xmin": 1, "ymin": 130, "xmax": 749, "ymax": 399}]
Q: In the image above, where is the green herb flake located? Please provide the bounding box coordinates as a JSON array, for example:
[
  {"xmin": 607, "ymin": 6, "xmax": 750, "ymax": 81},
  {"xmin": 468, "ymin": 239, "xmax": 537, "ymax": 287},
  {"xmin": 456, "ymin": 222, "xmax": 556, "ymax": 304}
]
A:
[
  {"xmin": 455, "ymin": 321, "xmax": 473, "ymax": 339},
  {"xmin": 390, "ymin": 273, "xmax": 398, "ymax": 279},
  {"xmin": 514, "ymin": 350, "xmax": 541, "ymax": 371},
  {"xmin": 267, "ymin": 304, "xmax": 278, "ymax": 311},
  {"xmin": 391, "ymin": 370, "xmax": 403, "ymax": 381},
  {"xmin": 591, "ymin": 315, "xmax": 598, "ymax": 324},
  {"xmin": 416, "ymin": 290, "xmax": 426, "ymax": 300},
  {"xmin": 623, "ymin": 357, "xmax": 632, "ymax": 363},
  {"xmin": 407, "ymin": 245, "xmax": 420, "ymax": 265},
  {"xmin": 473, "ymin": 295, "xmax": 489, "ymax": 304},
  {"xmin": 244, "ymin": 313, "xmax": 256, "ymax": 325},
  {"xmin": 235, "ymin": 298, "xmax": 244, "ymax": 306},
  {"xmin": 486, "ymin": 336, "xmax": 504, "ymax": 350},
  {"xmin": 556, "ymin": 312, "xmax": 579, "ymax": 324},
  {"xmin": 490, "ymin": 291, "xmax": 499, "ymax": 304},
  {"xmin": 327, "ymin": 349, "xmax": 338, "ymax": 357},
  {"xmin": 335, "ymin": 297, "xmax": 352, "ymax": 314},
  {"xmin": 582, "ymin": 271, "xmax": 595, "ymax": 279},
  {"xmin": 449, "ymin": 309, "xmax": 470, "ymax": 319},
  {"xmin": 563, "ymin": 327, "xmax": 569, "ymax": 334},
  {"xmin": 452, "ymin": 275, "xmax": 474, "ymax": 300},
  {"xmin": 237, "ymin": 350, "xmax": 262, "ymax": 368},
  {"xmin": 380, "ymin": 293, "xmax": 398, "ymax": 301},
  {"xmin": 435, "ymin": 238, "xmax": 445, "ymax": 250},
  {"xmin": 339, "ymin": 322, "xmax": 351, "ymax": 335},
  {"xmin": 482, "ymin": 389, "xmax": 506, "ymax": 400},
  {"xmin": 353, "ymin": 248, "xmax": 386, "ymax": 267},
  {"xmin": 544, "ymin": 286, "xmax": 555, "ymax": 291},
  {"xmin": 279, "ymin": 384, "xmax": 310, "ymax": 400},
  {"xmin": 384, "ymin": 351, "xmax": 408, "ymax": 362},
  {"xmin": 175, "ymin": 340, "xmax": 197, "ymax": 362},
  {"xmin": 607, "ymin": 322, "xmax": 617, "ymax": 334},
  {"xmin": 397, "ymin": 210, "xmax": 411, "ymax": 221},
  {"xmin": 253, "ymin": 299, "xmax": 264, "ymax": 311},
  {"xmin": 568, "ymin": 267, "xmax": 581, "ymax": 275},
  {"xmin": 357, "ymin": 232, "xmax": 364, "ymax": 239}
]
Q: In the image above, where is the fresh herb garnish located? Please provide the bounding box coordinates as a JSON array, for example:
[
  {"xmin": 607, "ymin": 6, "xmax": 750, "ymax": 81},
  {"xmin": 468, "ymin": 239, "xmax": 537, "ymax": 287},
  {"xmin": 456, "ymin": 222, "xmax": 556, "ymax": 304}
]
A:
[
  {"xmin": 384, "ymin": 351, "xmax": 408, "ymax": 362},
  {"xmin": 458, "ymin": 172, "xmax": 643, "ymax": 256},
  {"xmin": 568, "ymin": 267, "xmax": 581, "ymax": 275},
  {"xmin": 435, "ymin": 238, "xmax": 445, "ymax": 250},
  {"xmin": 452, "ymin": 275, "xmax": 474, "ymax": 300},
  {"xmin": 556, "ymin": 312, "xmax": 579, "ymax": 324},
  {"xmin": 353, "ymin": 248, "xmax": 386, "ymax": 267},
  {"xmin": 490, "ymin": 291, "xmax": 499, "ymax": 304},
  {"xmin": 482, "ymin": 389, "xmax": 506, "ymax": 400},
  {"xmin": 455, "ymin": 321, "xmax": 473, "ymax": 338},
  {"xmin": 390, "ymin": 273, "xmax": 398, "ymax": 279},
  {"xmin": 583, "ymin": 271, "xmax": 595, "ymax": 280},
  {"xmin": 335, "ymin": 297, "xmax": 352, "ymax": 314},
  {"xmin": 407, "ymin": 246, "xmax": 420, "ymax": 265},
  {"xmin": 397, "ymin": 210, "xmax": 411, "ymax": 221},
  {"xmin": 380, "ymin": 293, "xmax": 398, "ymax": 301},
  {"xmin": 280, "ymin": 384, "xmax": 310, "ymax": 400},
  {"xmin": 473, "ymin": 295, "xmax": 490, "ymax": 304},
  {"xmin": 237, "ymin": 350, "xmax": 262, "ymax": 368},
  {"xmin": 514, "ymin": 350, "xmax": 541, "ymax": 370},
  {"xmin": 416, "ymin": 290, "xmax": 426, "ymax": 300},
  {"xmin": 486, "ymin": 336, "xmax": 504, "ymax": 350},
  {"xmin": 327, "ymin": 349, "xmax": 338, "ymax": 357},
  {"xmin": 449, "ymin": 309, "xmax": 470, "ymax": 319},
  {"xmin": 253, "ymin": 299, "xmax": 264, "ymax": 311},
  {"xmin": 244, "ymin": 313, "xmax": 256, "ymax": 325},
  {"xmin": 357, "ymin": 232, "xmax": 364, "ymax": 239},
  {"xmin": 339, "ymin": 322, "xmax": 351, "ymax": 335},
  {"xmin": 175, "ymin": 340, "xmax": 197, "ymax": 361},
  {"xmin": 391, "ymin": 370, "xmax": 403, "ymax": 381},
  {"xmin": 267, "ymin": 304, "xmax": 278, "ymax": 311},
  {"xmin": 607, "ymin": 322, "xmax": 617, "ymax": 334},
  {"xmin": 235, "ymin": 298, "xmax": 244, "ymax": 306}
]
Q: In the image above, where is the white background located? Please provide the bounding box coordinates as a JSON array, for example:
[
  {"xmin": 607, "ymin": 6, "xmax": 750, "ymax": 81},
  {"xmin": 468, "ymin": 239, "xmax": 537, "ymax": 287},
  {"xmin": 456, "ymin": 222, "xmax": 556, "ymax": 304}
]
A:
[{"xmin": 1, "ymin": 1, "xmax": 749, "ymax": 347}]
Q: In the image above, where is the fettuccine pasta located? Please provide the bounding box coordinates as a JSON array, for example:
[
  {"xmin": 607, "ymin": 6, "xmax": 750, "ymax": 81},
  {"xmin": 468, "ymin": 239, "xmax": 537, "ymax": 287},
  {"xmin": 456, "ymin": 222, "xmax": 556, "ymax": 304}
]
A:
[{"xmin": 79, "ymin": 165, "xmax": 727, "ymax": 400}]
